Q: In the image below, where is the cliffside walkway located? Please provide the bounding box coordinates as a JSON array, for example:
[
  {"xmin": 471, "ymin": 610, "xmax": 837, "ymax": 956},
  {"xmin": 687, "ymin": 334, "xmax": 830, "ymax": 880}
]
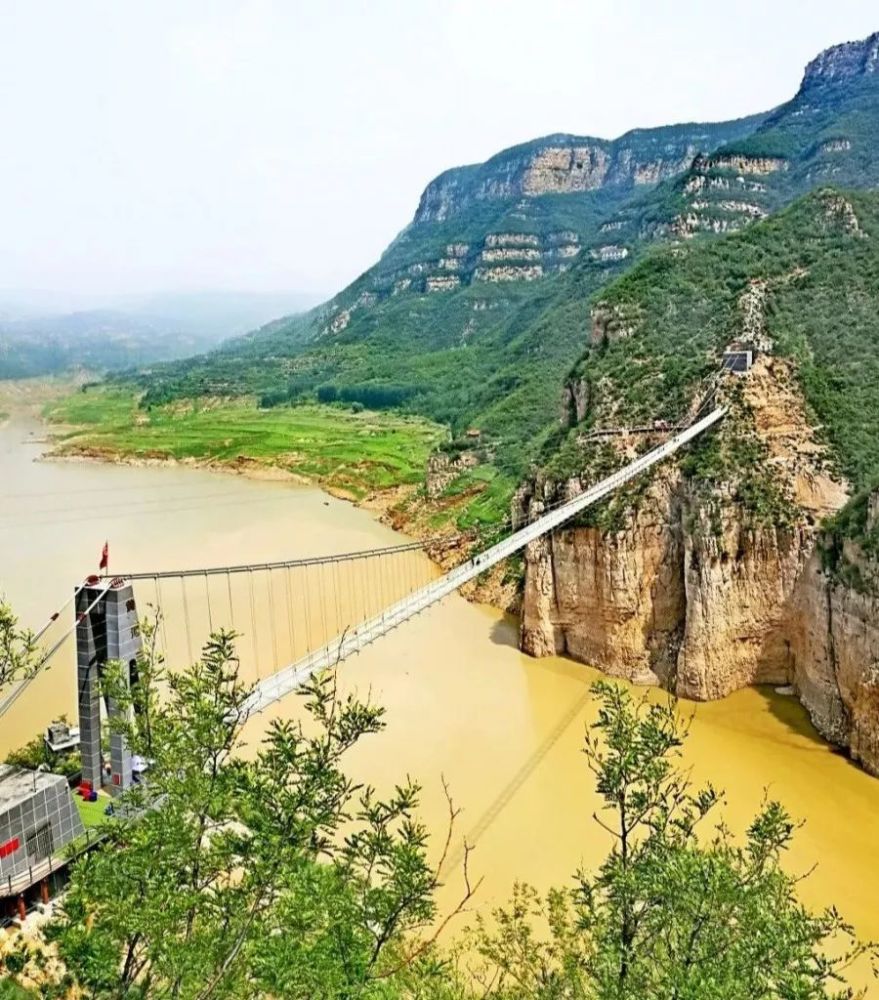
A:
[{"xmin": 243, "ymin": 405, "xmax": 725, "ymax": 715}]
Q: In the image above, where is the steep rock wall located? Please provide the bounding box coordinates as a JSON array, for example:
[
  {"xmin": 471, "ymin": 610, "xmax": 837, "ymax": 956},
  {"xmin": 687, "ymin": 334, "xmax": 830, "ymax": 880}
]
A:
[
  {"xmin": 521, "ymin": 472, "xmax": 684, "ymax": 685},
  {"xmin": 519, "ymin": 355, "xmax": 879, "ymax": 769},
  {"xmin": 790, "ymin": 504, "xmax": 879, "ymax": 775},
  {"xmin": 520, "ymin": 373, "xmax": 879, "ymax": 772},
  {"xmin": 520, "ymin": 476, "xmax": 813, "ymax": 700},
  {"xmin": 675, "ymin": 508, "xmax": 804, "ymax": 699}
]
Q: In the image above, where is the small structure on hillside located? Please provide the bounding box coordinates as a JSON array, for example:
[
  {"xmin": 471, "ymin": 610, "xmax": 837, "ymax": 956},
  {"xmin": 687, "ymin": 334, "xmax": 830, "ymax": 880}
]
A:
[
  {"xmin": 723, "ymin": 341, "xmax": 755, "ymax": 374},
  {"xmin": 45, "ymin": 721, "xmax": 80, "ymax": 754}
]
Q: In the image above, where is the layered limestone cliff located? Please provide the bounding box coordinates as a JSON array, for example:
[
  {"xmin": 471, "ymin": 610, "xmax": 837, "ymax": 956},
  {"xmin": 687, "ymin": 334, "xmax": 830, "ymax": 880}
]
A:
[
  {"xmin": 518, "ymin": 351, "xmax": 879, "ymax": 769},
  {"xmin": 790, "ymin": 498, "xmax": 879, "ymax": 776},
  {"xmin": 413, "ymin": 120, "xmax": 765, "ymax": 224},
  {"xmin": 654, "ymin": 30, "xmax": 879, "ymax": 246}
]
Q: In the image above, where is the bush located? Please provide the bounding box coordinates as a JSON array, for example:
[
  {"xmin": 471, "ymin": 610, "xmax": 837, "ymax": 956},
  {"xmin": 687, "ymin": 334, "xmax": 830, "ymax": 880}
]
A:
[{"xmin": 5, "ymin": 734, "xmax": 81, "ymax": 781}]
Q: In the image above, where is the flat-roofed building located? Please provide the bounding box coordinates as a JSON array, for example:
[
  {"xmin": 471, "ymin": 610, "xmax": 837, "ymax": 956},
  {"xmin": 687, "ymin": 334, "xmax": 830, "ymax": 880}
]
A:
[
  {"xmin": 723, "ymin": 340, "xmax": 756, "ymax": 374},
  {"xmin": 0, "ymin": 765, "xmax": 84, "ymax": 897}
]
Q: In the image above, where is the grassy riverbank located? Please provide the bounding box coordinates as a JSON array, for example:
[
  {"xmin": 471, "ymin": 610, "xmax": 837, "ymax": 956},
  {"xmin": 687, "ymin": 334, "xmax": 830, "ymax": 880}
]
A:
[
  {"xmin": 45, "ymin": 385, "xmax": 446, "ymax": 501},
  {"xmin": 43, "ymin": 383, "xmax": 520, "ymax": 607}
]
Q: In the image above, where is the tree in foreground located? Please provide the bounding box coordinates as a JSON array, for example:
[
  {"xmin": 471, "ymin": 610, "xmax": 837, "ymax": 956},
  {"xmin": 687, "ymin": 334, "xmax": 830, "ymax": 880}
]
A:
[
  {"xmin": 0, "ymin": 599, "xmax": 38, "ymax": 692},
  {"xmin": 469, "ymin": 682, "xmax": 876, "ymax": 1000},
  {"xmin": 46, "ymin": 623, "xmax": 475, "ymax": 999},
  {"xmin": 5, "ymin": 619, "xmax": 874, "ymax": 999}
]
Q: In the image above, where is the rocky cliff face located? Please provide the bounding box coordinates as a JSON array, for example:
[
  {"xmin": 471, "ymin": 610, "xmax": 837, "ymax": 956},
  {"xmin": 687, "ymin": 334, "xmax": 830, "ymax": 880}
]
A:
[
  {"xmin": 789, "ymin": 496, "xmax": 879, "ymax": 775},
  {"xmin": 520, "ymin": 469, "xmax": 685, "ymax": 687},
  {"xmin": 413, "ymin": 119, "xmax": 767, "ymax": 225},
  {"xmin": 800, "ymin": 31, "xmax": 879, "ymax": 92},
  {"xmin": 625, "ymin": 30, "xmax": 879, "ymax": 244},
  {"xmin": 520, "ymin": 471, "xmax": 817, "ymax": 697},
  {"xmin": 519, "ymin": 352, "xmax": 879, "ymax": 769}
]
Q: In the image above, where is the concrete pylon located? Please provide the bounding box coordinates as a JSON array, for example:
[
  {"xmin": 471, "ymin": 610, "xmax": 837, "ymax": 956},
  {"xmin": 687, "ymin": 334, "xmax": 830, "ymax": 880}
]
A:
[{"xmin": 75, "ymin": 579, "xmax": 142, "ymax": 796}]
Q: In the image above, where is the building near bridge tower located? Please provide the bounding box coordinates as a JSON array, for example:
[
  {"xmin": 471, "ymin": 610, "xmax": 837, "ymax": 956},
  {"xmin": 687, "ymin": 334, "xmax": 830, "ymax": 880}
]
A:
[{"xmin": 0, "ymin": 765, "xmax": 85, "ymax": 907}]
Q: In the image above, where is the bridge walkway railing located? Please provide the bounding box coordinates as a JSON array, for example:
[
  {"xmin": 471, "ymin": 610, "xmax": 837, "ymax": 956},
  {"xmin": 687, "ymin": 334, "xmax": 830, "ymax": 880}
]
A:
[{"xmin": 244, "ymin": 406, "xmax": 726, "ymax": 715}]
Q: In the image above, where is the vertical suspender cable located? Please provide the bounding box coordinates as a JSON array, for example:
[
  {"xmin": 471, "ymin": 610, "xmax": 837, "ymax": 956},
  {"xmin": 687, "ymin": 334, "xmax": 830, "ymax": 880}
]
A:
[
  {"xmin": 156, "ymin": 577, "xmax": 170, "ymax": 654},
  {"xmin": 361, "ymin": 557, "xmax": 370, "ymax": 621},
  {"xmin": 267, "ymin": 568, "xmax": 280, "ymax": 671},
  {"xmin": 332, "ymin": 557, "xmax": 343, "ymax": 636},
  {"xmin": 378, "ymin": 552, "xmax": 388, "ymax": 619},
  {"xmin": 284, "ymin": 564, "xmax": 296, "ymax": 662},
  {"xmin": 364, "ymin": 556, "xmax": 378, "ymax": 618},
  {"xmin": 346, "ymin": 558, "xmax": 358, "ymax": 630},
  {"xmin": 204, "ymin": 572, "xmax": 213, "ymax": 633},
  {"xmin": 248, "ymin": 568, "xmax": 260, "ymax": 679},
  {"xmin": 303, "ymin": 564, "xmax": 313, "ymax": 654},
  {"xmin": 302, "ymin": 563, "xmax": 312, "ymax": 653},
  {"xmin": 226, "ymin": 570, "xmax": 235, "ymax": 628},
  {"xmin": 318, "ymin": 563, "xmax": 329, "ymax": 646},
  {"xmin": 181, "ymin": 577, "xmax": 194, "ymax": 664},
  {"xmin": 373, "ymin": 554, "xmax": 382, "ymax": 618}
]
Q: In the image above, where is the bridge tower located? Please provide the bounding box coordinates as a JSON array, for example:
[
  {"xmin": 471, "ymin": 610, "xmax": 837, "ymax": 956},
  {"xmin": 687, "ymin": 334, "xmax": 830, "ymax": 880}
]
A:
[{"xmin": 75, "ymin": 579, "xmax": 141, "ymax": 796}]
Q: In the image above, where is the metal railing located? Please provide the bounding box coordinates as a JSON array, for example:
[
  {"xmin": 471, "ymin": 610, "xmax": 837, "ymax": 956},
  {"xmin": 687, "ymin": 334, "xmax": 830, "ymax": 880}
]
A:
[{"xmin": 0, "ymin": 827, "xmax": 106, "ymax": 899}]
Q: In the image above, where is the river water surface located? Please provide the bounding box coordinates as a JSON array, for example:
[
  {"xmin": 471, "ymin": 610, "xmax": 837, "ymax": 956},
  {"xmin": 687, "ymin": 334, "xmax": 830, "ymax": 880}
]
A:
[{"xmin": 2, "ymin": 414, "xmax": 878, "ymax": 979}]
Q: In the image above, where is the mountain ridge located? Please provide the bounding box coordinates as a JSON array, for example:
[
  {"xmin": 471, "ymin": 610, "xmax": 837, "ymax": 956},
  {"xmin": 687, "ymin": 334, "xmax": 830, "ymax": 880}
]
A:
[
  {"xmin": 132, "ymin": 29, "xmax": 879, "ymax": 490},
  {"xmin": 410, "ymin": 113, "xmax": 769, "ymax": 225}
]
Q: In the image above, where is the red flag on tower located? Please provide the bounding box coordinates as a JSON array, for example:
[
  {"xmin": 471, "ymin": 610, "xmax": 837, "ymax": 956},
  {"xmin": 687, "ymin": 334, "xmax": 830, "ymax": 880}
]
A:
[{"xmin": 99, "ymin": 541, "xmax": 109, "ymax": 573}]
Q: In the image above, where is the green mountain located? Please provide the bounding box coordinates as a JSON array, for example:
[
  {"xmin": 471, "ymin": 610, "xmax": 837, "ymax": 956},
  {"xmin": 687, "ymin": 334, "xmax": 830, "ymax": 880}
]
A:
[
  {"xmin": 541, "ymin": 188, "xmax": 879, "ymax": 519},
  {"xmin": 138, "ymin": 31, "xmax": 879, "ymax": 491},
  {"xmin": 624, "ymin": 31, "xmax": 879, "ymax": 241},
  {"xmin": 136, "ymin": 119, "xmax": 769, "ymax": 440}
]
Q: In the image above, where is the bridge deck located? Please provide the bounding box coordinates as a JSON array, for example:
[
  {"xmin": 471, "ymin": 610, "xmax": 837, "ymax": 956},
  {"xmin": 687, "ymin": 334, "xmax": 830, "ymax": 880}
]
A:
[{"xmin": 243, "ymin": 406, "xmax": 725, "ymax": 715}]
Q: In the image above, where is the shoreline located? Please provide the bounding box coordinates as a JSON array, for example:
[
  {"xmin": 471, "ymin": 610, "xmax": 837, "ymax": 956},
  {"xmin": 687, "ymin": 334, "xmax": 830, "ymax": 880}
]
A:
[{"xmin": 44, "ymin": 433, "xmax": 519, "ymax": 611}]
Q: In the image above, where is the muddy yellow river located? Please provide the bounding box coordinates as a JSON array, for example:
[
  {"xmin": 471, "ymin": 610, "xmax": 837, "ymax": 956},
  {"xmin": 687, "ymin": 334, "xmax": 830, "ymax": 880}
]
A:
[{"xmin": 1, "ymin": 414, "xmax": 878, "ymax": 986}]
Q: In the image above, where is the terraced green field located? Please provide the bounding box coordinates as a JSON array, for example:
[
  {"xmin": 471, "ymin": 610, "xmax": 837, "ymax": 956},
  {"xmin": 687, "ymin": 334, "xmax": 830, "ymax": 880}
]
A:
[{"xmin": 46, "ymin": 387, "xmax": 446, "ymax": 500}]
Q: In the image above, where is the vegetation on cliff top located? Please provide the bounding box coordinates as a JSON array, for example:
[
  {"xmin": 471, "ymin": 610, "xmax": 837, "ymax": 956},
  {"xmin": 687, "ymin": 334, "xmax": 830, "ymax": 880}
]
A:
[
  {"xmin": 540, "ymin": 188, "xmax": 879, "ymax": 530},
  {"xmin": 46, "ymin": 184, "xmax": 879, "ymax": 543},
  {"xmin": 821, "ymin": 480, "xmax": 879, "ymax": 592}
]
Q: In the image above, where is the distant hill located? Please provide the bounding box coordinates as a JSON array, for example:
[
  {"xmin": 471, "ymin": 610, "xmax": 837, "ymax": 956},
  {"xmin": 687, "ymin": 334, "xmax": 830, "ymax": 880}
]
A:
[
  {"xmin": 0, "ymin": 291, "xmax": 320, "ymax": 380},
  {"xmin": 133, "ymin": 116, "xmax": 771, "ymax": 424}
]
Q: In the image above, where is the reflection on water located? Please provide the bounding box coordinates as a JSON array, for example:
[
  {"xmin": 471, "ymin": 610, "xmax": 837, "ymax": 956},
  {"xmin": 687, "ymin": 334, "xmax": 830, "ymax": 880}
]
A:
[{"xmin": 2, "ymin": 416, "xmax": 879, "ymax": 988}]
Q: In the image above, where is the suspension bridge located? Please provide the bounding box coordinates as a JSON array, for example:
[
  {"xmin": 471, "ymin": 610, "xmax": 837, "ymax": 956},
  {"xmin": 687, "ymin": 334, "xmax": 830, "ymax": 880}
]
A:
[{"xmin": 1, "ymin": 377, "xmax": 730, "ymax": 799}]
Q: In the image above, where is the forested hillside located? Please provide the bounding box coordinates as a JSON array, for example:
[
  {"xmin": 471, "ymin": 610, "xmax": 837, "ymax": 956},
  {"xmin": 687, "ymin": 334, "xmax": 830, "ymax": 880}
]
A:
[
  {"xmin": 540, "ymin": 188, "xmax": 879, "ymax": 508},
  {"xmin": 132, "ymin": 115, "xmax": 772, "ymax": 431}
]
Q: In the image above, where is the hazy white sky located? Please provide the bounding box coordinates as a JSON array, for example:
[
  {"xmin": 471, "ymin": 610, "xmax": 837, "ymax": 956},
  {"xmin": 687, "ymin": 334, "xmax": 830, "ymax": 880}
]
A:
[{"xmin": 0, "ymin": 1, "xmax": 875, "ymax": 299}]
